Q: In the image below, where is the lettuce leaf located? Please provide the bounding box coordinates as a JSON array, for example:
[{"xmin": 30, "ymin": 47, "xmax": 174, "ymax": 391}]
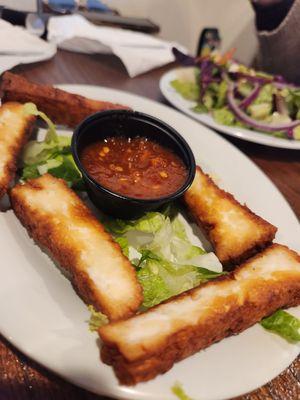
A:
[
  {"xmin": 215, "ymin": 80, "xmax": 228, "ymax": 108},
  {"xmin": 202, "ymin": 91, "xmax": 215, "ymax": 111},
  {"xmin": 105, "ymin": 211, "xmax": 166, "ymax": 235},
  {"xmin": 21, "ymin": 164, "xmax": 41, "ymax": 181},
  {"xmin": 142, "ymin": 215, "xmax": 205, "ymax": 263},
  {"xmin": 21, "ymin": 103, "xmax": 84, "ymax": 189},
  {"xmin": 260, "ymin": 310, "xmax": 300, "ymax": 343},
  {"xmin": 137, "ymin": 250, "xmax": 225, "ymax": 308},
  {"xmin": 212, "ymin": 107, "xmax": 235, "ymax": 126},
  {"xmin": 252, "ymin": 83, "xmax": 274, "ymax": 106},
  {"xmin": 137, "ymin": 255, "xmax": 171, "ymax": 308},
  {"xmin": 171, "ymin": 383, "xmax": 193, "ymax": 400},
  {"xmin": 171, "ymin": 79, "xmax": 199, "ymax": 101},
  {"xmin": 192, "ymin": 103, "xmax": 208, "ymax": 113},
  {"xmin": 248, "ymin": 103, "xmax": 272, "ymax": 120},
  {"xmin": 104, "ymin": 204, "xmax": 177, "ymax": 235},
  {"xmin": 289, "ymin": 88, "xmax": 300, "ymax": 108},
  {"xmin": 23, "ymin": 102, "xmax": 57, "ymax": 143},
  {"xmin": 293, "ymin": 126, "xmax": 300, "ymax": 140},
  {"xmin": 22, "ymin": 136, "xmax": 70, "ymax": 166},
  {"xmin": 237, "ymin": 80, "xmax": 253, "ymax": 97},
  {"xmin": 105, "ymin": 208, "xmax": 223, "ymax": 309},
  {"xmin": 47, "ymin": 154, "xmax": 83, "ymax": 188},
  {"xmin": 194, "ymin": 82, "xmax": 227, "ymax": 112},
  {"xmin": 114, "ymin": 236, "xmax": 129, "ymax": 257},
  {"xmin": 87, "ymin": 305, "xmax": 108, "ymax": 332}
]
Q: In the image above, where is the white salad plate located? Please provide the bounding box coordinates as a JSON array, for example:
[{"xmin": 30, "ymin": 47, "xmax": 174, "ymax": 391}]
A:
[
  {"xmin": 160, "ymin": 68, "xmax": 300, "ymax": 150},
  {"xmin": 0, "ymin": 84, "xmax": 299, "ymax": 400}
]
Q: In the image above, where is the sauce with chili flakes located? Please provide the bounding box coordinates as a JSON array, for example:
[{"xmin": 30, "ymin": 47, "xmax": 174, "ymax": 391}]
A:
[{"xmin": 80, "ymin": 136, "xmax": 188, "ymax": 199}]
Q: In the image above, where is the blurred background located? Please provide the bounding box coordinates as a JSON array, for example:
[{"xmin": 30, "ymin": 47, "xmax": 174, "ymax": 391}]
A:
[{"xmin": 0, "ymin": 0, "xmax": 258, "ymax": 65}]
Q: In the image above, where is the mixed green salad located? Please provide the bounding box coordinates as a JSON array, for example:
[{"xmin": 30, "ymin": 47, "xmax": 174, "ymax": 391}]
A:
[
  {"xmin": 21, "ymin": 103, "xmax": 300, "ymax": 344},
  {"xmin": 171, "ymin": 48, "xmax": 300, "ymax": 140}
]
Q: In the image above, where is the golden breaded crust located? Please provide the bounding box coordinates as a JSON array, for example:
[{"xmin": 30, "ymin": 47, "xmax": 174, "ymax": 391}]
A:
[
  {"xmin": 184, "ymin": 166, "xmax": 277, "ymax": 268},
  {"xmin": 99, "ymin": 244, "xmax": 300, "ymax": 385},
  {"xmin": 0, "ymin": 72, "xmax": 130, "ymax": 128},
  {"xmin": 0, "ymin": 102, "xmax": 35, "ymax": 199},
  {"xmin": 10, "ymin": 174, "xmax": 143, "ymax": 321}
]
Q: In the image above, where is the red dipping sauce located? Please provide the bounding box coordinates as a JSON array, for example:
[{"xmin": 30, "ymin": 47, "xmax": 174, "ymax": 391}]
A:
[{"xmin": 80, "ymin": 136, "xmax": 188, "ymax": 199}]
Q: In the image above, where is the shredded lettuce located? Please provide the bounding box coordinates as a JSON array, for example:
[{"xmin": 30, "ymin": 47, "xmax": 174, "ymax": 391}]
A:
[
  {"xmin": 88, "ymin": 305, "xmax": 108, "ymax": 332},
  {"xmin": 106, "ymin": 208, "xmax": 224, "ymax": 308},
  {"xmin": 21, "ymin": 103, "xmax": 84, "ymax": 189},
  {"xmin": 104, "ymin": 204, "xmax": 177, "ymax": 235},
  {"xmin": 171, "ymin": 383, "xmax": 193, "ymax": 400},
  {"xmin": 137, "ymin": 252, "xmax": 171, "ymax": 308},
  {"xmin": 105, "ymin": 211, "xmax": 166, "ymax": 235},
  {"xmin": 114, "ymin": 236, "xmax": 129, "ymax": 257},
  {"xmin": 22, "ymin": 130, "xmax": 71, "ymax": 166},
  {"xmin": 142, "ymin": 215, "xmax": 205, "ymax": 264},
  {"xmin": 260, "ymin": 310, "xmax": 300, "ymax": 343},
  {"xmin": 136, "ymin": 250, "xmax": 225, "ymax": 308},
  {"xmin": 23, "ymin": 102, "xmax": 57, "ymax": 142}
]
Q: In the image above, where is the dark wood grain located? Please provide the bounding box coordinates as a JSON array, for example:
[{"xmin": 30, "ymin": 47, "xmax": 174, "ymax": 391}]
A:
[{"xmin": 1, "ymin": 50, "xmax": 299, "ymax": 400}]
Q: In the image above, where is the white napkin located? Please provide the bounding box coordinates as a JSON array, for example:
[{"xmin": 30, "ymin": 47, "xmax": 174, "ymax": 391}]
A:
[
  {"xmin": 47, "ymin": 15, "xmax": 186, "ymax": 77},
  {"xmin": 0, "ymin": 19, "xmax": 56, "ymax": 74}
]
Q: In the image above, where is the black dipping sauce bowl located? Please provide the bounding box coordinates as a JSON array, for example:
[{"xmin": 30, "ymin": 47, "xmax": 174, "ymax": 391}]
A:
[{"xmin": 72, "ymin": 110, "xmax": 196, "ymax": 219}]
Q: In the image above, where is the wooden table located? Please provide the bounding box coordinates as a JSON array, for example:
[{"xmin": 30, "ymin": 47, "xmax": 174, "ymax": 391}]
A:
[{"xmin": 1, "ymin": 50, "xmax": 299, "ymax": 400}]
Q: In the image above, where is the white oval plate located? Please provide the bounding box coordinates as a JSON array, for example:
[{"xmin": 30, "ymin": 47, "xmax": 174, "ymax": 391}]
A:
[
  {"xmin": 0, "ymin": 85, "xmax": 299, "ymax": 400},
  {"xmin": 160, "ymin": 68, "xmax": 300, "ymax": 150}
]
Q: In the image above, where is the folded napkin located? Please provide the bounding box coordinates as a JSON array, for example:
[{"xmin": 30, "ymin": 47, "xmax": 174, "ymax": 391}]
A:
[
  {"xmin": 0, "ymin": 19, "xmax": 56, "ymax": 74},
  {"xmin": 47, "ymin": 15, "xmax": 186, "ymax": 77}
]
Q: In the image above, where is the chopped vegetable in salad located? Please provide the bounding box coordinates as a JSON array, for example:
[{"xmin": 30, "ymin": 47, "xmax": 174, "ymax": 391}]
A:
[
  {"xmin": 171, "ymin": 382, "xmax": 193, "ymax": 400},
  {"xmin": 171, "ymin": 48, "xmax": 300, "ymax": 140}
]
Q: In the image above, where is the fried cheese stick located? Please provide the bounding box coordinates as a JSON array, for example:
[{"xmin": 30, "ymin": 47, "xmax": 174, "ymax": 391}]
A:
[
  {"xmin": 99, "ymin": 244, "xmax": 300, "ymax": 385},
  {"xmin": 0, "ymin": 72, "xmax": 130, "ymax": 128},
  {"xmin": 0, "ymin": 102, "xmax": 35, "ymax": 199},
  {"xmin": 184, "ymin": 166, "xmax": 277, "ymax": 267},
  {"xmin": 10, "ymin": 174, "xmax": 143, "ymax": 321}
]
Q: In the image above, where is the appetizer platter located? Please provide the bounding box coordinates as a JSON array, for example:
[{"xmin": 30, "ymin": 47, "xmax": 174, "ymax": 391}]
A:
[
  {"xmin": 0, "ymin": 74, "xmax": 299, "ymax": 400},
  {"xmin": 160, "ymin": 49, "xmax": 300, "ymax": 150}
]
